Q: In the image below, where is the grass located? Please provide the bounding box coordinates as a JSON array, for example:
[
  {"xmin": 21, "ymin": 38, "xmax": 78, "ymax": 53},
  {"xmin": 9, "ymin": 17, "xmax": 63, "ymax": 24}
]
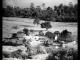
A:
[
  {"xmin": 2, "ymin": 17, "xmax": 78, "ymax": 60},
  {"xmin": 3, "ymin": 17, "xmax": 77, "ymax": 38}
]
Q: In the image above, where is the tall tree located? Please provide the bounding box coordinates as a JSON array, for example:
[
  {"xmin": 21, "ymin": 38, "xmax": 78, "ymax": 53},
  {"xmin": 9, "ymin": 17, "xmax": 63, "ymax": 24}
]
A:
[{"xmin": 30, "ymin": 2, "xmax": 36, "ymax": 18}]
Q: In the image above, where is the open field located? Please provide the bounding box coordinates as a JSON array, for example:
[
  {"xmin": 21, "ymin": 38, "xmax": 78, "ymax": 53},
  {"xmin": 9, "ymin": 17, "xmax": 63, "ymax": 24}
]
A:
[
  {"xmin": 2, "ymin": 17, "xmax": 78, "ymax": 60},
  {"xmin": 2, "ymin": 17, "xmax": 77, "ymax": 40}
]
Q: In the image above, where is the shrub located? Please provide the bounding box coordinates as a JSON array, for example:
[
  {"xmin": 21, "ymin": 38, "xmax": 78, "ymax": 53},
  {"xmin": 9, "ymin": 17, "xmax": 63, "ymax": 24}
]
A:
[
  {"xmin": 11, "ymin": 49, "xmax": 22, "ymax": 58},
  {"xmin": 2, "ymin": 52, "xmax": 10, "ymax": 58},
  {"xmin": 43, "ymin": 40, "xmax": 49, "ymax": 47},
  {"xmin": 39, "ymin": 31, "xmax": 44, "ymax": 36},
  {"xmin": 2, "ymin": 40, "xmax": 17, "ymax": 46},
  {"xmin": 45, "ymin": 31, "xmax": 55, "ymax": 40},
  {"xmin": 40, "ymin": 22, "xmax": 52, "ymax": 30},
  {"xmin": 11, "ymin": 33, "xmax": 18, "ymax": 39},
  {"xmin": 46, "ymin": 48, "xmax": 78, "ymax": 60},
  {"xmin": 23, "ymin": 28, "xmax": 29, "ymax": 35},
  {"xmin": 57, "ymin": 29, "xmax": 73, "ymax": 43}
]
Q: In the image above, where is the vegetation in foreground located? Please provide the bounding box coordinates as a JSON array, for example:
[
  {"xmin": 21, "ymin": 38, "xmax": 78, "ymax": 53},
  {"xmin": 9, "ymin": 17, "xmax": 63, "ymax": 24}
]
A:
[
  {"xmin": 46, "ymin": 48, "xmax": 78, "ymax": 60},
  {"xmin": 2, "ymin": 27, "xmax": 78, "ymax": 60}
]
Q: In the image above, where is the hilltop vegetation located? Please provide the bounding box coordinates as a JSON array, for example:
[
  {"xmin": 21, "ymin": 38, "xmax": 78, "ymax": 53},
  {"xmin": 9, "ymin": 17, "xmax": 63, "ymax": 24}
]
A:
[{"xmin": 3, "ymin": 2, "xmax": 77, "ymax": 22}]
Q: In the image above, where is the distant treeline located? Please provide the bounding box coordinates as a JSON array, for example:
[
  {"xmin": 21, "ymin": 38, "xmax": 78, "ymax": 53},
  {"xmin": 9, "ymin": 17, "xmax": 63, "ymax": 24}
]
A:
[{"xmin": 3, "ymin": 3, "xmax": 77, "ymax": 22}]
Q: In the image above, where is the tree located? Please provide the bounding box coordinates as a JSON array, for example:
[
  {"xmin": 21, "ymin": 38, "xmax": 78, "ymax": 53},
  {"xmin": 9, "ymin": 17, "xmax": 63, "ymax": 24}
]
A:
[
  {"xmin": 46, "ymin": 7, "xmax": 56, "ymax": 21},
  {"xmin": 40, "ymin": 22, "xmax": 52, "ymax": 30},
  {"xmin": 35, "ymin": 6, "xmax": 41, "ymax": 18},
  {"xmin": 30, "ymin": 2, "xmax": 37, "ymax": 18},
  {"xmin": 33, "ymin": 18, "xmax": 40, "ymax": 25}
]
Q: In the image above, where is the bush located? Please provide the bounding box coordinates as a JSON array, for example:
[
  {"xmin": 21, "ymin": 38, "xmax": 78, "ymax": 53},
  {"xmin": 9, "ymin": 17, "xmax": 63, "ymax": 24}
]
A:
[
  {"xmin": 2, "ymin": 52, "xmax": 10, "ymax": 58},
  {"xmin": 40, "ymin": 22, "xmax": 52, "ymax": 30},
  {"xmin": 10, "ymin": 49, "xmax": 22, "ymax": 58},
  {"xmin": 57, "ymin": 29, "xmax": 73, "ymax": 43},
  {"xmin": 46, "ymin": 48, "xmax": 78, "ymax": 60},
  {"xmin": 45, "ymin": 31, "xmax": 55, "ymax": 40},
  {"xmin": 11, "ymin": 33, "xmax": 18, "ymax": 38},
  {"xmin": 23, "ymin": 28, "xmax": 29, "ymax": 35},
  {"xmin": 39, "ymin": 31, "xmax": 44, "ymax": 36},
  {"xmin": 43, "ymin": 40, "xmax": 49, "ymax": 47},
  {"xmin": 2, "ymin": 40, "xmax": 21, "ymax": 46}
]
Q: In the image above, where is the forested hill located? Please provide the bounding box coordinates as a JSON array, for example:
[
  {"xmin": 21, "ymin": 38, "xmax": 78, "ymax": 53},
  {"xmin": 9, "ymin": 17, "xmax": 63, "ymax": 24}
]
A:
[{"xmin": 3, "ymin": 3, "xmax": 77, "ymax": 22}]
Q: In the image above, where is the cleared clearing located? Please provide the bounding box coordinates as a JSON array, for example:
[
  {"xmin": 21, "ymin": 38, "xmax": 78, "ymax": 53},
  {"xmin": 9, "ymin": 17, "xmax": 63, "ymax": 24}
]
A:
[{"xmin": 2, "ymin": 17, "xmax": 77, "ymax": 40}]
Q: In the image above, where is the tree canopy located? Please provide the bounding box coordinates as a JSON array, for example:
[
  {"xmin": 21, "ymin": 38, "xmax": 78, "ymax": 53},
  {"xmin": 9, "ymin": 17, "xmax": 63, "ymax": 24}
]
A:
[{"xmin": 3, "ymin": 3, "xmax": 78, "ymax": 22}]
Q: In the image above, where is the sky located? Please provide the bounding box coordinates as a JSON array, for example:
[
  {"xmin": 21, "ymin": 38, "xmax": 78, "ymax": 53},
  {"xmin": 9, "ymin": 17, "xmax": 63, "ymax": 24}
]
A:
[{"xmin": 3, "ymin": 0, "xmax": 78, "ymax": 8}]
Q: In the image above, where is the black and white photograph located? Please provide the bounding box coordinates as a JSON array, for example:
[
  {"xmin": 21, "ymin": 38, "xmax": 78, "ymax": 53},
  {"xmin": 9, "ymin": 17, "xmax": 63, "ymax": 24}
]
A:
[{"xmin": 2, "ymin": 0, "xmax": 78, "ymax": 60}]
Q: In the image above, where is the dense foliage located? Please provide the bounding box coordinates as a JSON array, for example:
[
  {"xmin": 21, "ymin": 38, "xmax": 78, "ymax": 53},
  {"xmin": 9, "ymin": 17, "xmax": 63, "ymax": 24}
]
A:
[
  {"xmin": 58, "ymin": 29, "xmax": 73, "ymax": 42},
  {"xmin": 3, "ymin": 3, "xmax": 77, "ymax": 22},
  {"xmin": 23, "ymin": 28, "xmax": 29, "ymax": 35},
  {"xmin": 46, "ymin": 48, "xmax": 78, "ymax": 60},
  {"xmin": 45, "ymin": 31, "xmax": 55, "ymax": 40},
  {"xmin": 41, "ymin": 22, "xmax": 52, "ymax": 30}
]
